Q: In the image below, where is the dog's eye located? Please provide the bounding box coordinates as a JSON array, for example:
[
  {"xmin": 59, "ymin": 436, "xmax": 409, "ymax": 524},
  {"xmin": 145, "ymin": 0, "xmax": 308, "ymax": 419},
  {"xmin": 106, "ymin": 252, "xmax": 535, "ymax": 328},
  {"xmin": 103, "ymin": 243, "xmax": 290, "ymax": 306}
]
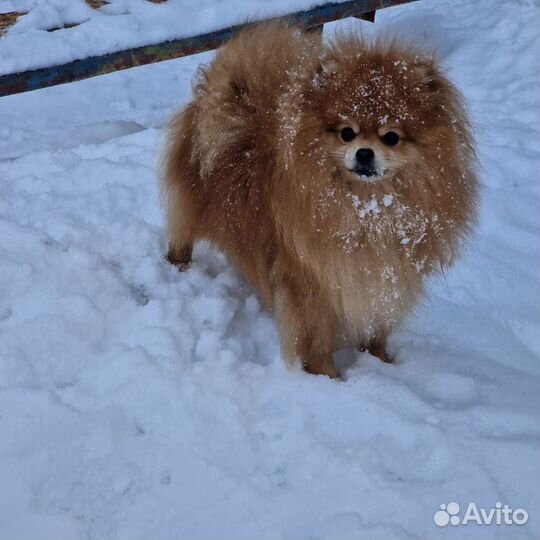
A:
[
  {"xmin": 381, "ymin": 131, "xmax": 400, "ymax": 146},
  {"xmin": 340, "ymin": 127, "xmax": 356, "ymax": 142}
]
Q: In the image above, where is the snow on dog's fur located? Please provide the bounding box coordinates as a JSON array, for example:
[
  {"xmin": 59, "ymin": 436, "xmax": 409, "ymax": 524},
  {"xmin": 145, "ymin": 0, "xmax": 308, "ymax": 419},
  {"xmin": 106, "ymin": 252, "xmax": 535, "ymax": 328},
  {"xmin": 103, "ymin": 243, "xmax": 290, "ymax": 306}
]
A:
[{"xmin": 162, "ymin": 22, "xmax": 478, "ymax": 378}]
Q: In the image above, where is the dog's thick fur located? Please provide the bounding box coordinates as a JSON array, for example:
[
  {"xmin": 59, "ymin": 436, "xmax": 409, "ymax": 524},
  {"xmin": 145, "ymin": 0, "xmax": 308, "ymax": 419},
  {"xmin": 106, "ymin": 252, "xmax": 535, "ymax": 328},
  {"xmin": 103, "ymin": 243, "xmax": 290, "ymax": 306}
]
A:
[{"xmin": 162, "ymin": 23, "xmax": 478, "ymax": 378}]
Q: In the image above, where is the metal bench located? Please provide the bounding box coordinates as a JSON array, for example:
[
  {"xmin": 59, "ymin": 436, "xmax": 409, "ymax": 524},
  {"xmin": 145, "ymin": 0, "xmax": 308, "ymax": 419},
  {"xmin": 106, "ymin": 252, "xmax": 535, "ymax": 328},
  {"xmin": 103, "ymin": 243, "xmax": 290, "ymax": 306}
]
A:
[{"xmin": 0, "ymin": 0, "xmax": 416, "ymax": 97}]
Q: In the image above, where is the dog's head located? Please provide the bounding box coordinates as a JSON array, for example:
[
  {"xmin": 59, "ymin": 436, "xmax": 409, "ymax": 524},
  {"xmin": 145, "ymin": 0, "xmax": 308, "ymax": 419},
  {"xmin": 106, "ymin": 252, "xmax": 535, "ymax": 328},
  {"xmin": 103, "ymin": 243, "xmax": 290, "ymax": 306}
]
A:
[
  {"xmin": 273, "ymin": 32, "xmax": 477, "ymax": 271},
  {"xmin": 292, "ymin": 35, "xmax": 473, "ymax": 186},
  {"xmin": 324, "ymin": 120, "xmax": 407, "ymax": 182}
]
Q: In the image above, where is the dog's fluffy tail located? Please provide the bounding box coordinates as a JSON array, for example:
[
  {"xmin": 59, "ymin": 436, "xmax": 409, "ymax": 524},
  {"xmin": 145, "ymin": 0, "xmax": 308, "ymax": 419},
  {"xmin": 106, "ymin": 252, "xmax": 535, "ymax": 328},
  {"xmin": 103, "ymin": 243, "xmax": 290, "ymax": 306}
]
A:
[{"xmin": 189, "ymin": 22, "xmax": 321, "ymax": 177}]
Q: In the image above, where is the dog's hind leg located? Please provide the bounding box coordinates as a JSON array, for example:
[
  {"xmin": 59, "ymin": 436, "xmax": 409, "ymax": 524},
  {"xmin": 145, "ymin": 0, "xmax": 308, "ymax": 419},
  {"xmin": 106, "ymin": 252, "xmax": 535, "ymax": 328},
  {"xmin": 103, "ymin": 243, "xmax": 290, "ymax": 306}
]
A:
[
  {"xmin": 162, "ymin": 103, "xmax": 200, "ymax": 272},
  {"xmin": 166, "ymin": 242, "xmax": 193, "ymax": 271},
  {"xmin": 165, "ymin": 184, "xmax": 195, "ymax": 272}
]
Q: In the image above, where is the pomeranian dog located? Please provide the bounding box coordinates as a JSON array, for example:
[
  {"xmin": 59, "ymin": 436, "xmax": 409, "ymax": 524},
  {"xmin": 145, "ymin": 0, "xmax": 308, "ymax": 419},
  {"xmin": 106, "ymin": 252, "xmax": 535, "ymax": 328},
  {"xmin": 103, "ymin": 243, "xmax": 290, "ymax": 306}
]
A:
[{"xmin": 162, "ymin": 23, "xmax": 478, "ymax": 378}]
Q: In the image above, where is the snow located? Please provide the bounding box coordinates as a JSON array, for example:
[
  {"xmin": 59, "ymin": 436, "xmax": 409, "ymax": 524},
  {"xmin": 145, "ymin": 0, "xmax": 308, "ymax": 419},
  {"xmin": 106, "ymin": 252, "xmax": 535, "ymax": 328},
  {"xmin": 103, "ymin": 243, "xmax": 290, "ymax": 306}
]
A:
[
  {"xmin": 0, "ymin": 0, "xmax": 539, "ymax": 539},
  {"xmin": 0, "ymin": 0, "xmax": 352, "ymax": 76}
]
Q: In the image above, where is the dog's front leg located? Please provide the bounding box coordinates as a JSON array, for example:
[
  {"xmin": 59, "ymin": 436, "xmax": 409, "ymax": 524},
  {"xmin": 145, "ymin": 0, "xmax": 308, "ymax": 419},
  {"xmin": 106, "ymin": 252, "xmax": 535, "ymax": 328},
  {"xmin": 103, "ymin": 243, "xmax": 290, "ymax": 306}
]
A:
[
  {"xmin": 367, "ymin": 338, "xmax": 393, "ymax": 364},
  {"xmin": 275, "ymin": 282, "xmax": 338, "ymax": 378},
  {"xmin": 358, "ymin": 336, "xmax": 393, "ymax": 363}
]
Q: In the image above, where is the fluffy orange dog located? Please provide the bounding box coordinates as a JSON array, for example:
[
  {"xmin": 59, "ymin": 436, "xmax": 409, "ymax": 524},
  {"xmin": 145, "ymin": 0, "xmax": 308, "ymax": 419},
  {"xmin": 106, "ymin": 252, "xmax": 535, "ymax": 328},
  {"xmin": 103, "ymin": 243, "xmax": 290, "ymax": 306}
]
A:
[{"xmin": 162, "ymin": 23, "xmax": 478, "ymax": 378}]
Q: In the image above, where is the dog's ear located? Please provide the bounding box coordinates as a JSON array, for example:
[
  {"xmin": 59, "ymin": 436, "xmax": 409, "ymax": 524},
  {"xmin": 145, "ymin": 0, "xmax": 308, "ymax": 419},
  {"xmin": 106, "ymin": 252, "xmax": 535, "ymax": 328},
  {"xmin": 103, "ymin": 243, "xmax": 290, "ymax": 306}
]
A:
[
  {"xmin": 321, "ymin": 59, "xmax": 338, "ymax": 75},
  {"xmin": 315, "ymin": 55, "xmax": 338, "ymax": 78},
  {"xmin": 411, "ymin": 56, "xmax": 441, "ymax": 92}
]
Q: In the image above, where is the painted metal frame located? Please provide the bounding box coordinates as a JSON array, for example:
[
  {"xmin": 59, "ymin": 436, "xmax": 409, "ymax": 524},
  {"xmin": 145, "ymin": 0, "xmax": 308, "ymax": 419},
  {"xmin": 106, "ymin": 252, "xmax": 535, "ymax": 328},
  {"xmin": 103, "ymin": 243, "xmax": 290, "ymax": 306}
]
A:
[{"xmin": 0, "ymin": 0, "xmax": 416, "ymax": 97}]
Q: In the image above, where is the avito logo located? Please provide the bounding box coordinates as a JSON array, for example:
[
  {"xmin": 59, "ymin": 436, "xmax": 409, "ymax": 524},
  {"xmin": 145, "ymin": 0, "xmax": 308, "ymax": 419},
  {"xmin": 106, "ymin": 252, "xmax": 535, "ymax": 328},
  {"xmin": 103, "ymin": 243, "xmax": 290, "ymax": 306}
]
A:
[{"xmin": 434, "ymin": 502, "xmax": 528, "ymax": 527}]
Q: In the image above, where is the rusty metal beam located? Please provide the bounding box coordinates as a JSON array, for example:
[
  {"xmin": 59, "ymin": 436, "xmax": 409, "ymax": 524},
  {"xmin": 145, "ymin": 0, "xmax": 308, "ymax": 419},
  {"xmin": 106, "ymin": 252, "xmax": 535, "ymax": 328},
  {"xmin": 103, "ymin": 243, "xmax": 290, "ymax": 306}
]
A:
[
  {"xmin": 0, "ymin": 0, "xmax": 417, "ymax": 97},
  {"xmin": 357, "ymin": 10, "xmax": 376, "ymax": 22}
]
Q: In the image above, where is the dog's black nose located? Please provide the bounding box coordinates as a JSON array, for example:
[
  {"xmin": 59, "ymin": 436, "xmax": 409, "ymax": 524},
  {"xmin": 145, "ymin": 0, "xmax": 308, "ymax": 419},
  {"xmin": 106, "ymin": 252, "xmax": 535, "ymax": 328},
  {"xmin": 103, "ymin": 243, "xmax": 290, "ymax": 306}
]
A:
[{"xmin": 356, "ymin": 148, "xmax": 375, "ymax": 164}]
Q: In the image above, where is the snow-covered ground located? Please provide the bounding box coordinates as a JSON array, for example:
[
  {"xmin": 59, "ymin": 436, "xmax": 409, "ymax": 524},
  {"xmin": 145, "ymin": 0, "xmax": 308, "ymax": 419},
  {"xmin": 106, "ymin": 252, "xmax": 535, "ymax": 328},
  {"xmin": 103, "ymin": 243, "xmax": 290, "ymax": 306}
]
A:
[
  {"xmin": 0, "ymin": 0, "xmax": 351, "ymax": 75},
  {"xmin": 0, "ymin": 0, "xmax": 539, "ymax": 539}
]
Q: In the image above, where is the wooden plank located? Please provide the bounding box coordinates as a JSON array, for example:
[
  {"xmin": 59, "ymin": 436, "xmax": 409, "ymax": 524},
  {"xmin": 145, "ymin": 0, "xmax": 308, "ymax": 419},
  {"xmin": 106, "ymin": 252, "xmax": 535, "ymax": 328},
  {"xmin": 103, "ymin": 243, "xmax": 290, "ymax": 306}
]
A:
[
  {"xmin": 0, "ymin": 11, "xmax": 26, "ymax": 37},
  {"xmin": 0, "ymin": 0, "xmax": 417, "ymax": 97},
  {"xmin": 85, "ymin": 0, "xmax": 109, "ymax": 8}
]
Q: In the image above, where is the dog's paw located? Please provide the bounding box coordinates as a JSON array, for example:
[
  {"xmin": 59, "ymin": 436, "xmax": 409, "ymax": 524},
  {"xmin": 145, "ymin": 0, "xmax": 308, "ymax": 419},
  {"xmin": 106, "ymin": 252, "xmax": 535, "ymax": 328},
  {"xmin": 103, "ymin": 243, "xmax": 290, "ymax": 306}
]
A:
[
  {"xmin": 359, "ymin": 342, "xmax": 394, "ymax": 364},
  {"xmin": 166, "ymin": 250, "xmax": 192, "ymax": 272}
]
